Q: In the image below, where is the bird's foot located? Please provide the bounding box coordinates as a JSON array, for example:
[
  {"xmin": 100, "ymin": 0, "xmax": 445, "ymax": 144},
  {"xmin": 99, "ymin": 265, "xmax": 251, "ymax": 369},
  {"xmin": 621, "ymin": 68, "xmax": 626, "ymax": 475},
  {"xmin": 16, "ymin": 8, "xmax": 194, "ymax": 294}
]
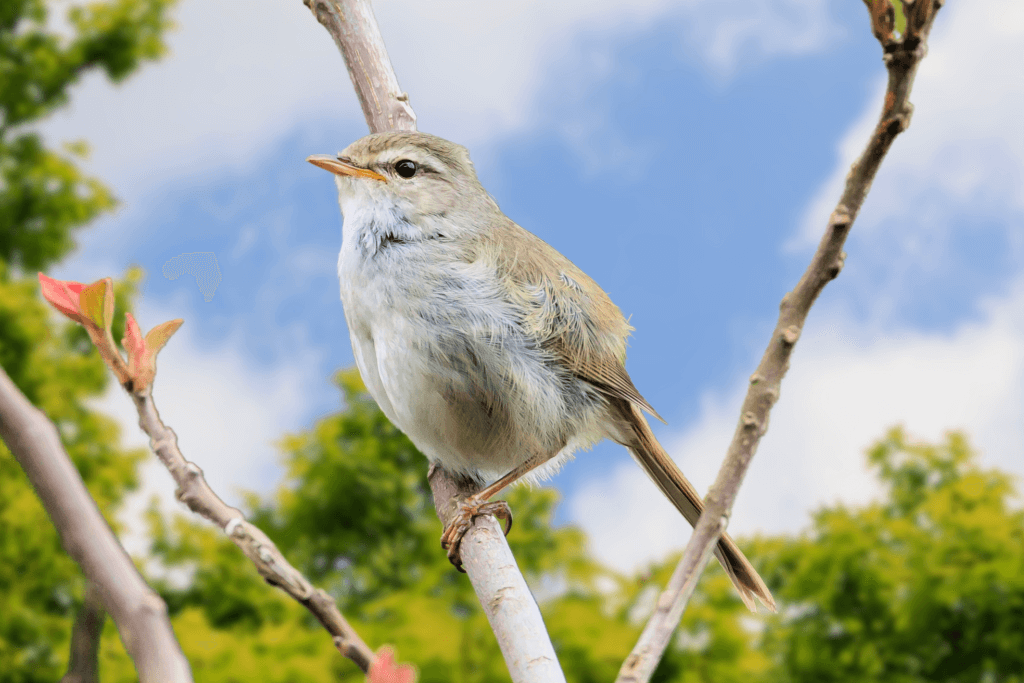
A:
[{"xmin": 440, "ymin": 498, "xmax": 513, "ymax": 572}]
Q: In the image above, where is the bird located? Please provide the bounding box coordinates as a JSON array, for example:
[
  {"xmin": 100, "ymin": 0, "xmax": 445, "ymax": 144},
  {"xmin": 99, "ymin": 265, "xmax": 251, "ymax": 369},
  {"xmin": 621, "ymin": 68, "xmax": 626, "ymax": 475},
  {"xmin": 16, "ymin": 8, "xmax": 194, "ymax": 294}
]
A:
[{"xmin": 307, "ymin": 131, "xmax": 775, "ymax": 612}]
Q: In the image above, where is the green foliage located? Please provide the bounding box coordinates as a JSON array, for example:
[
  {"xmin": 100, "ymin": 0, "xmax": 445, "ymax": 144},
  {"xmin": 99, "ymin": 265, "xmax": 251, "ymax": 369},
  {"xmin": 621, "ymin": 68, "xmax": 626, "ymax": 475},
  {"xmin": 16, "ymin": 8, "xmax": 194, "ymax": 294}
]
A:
[
  {"xmin": 142, "ymin": 371, "xmax": 604, "ymax": 681},
  {"xmin": 0, "ymin": 0, "xmax": 175, "ymax": 679},
  {"xmin": 0, "ymin": 268, "xmax": 148, "ymax": 680},
  {"xmin": 140, "ymin": 370, "xmax": 767, "ymax": 682},
  {"xmin": 76, "ymin": 359, "xmax": 1024, "ymax": 683},
  {"xmin": 0, "ymin": 0, "xmax": 175, "ymax": 272},
  {"xmin": 247, "ymin": 369, "xmax": 443, "ymax": 610},
  {"xmin": 758, "ymin": 428, "xmax": 1024, "ymax": 683}
]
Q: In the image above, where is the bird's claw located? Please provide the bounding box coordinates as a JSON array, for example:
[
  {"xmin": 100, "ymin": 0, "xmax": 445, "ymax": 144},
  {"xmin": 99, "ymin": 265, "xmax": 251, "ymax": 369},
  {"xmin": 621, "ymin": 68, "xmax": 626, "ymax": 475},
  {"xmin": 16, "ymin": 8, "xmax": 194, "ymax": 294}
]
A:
[{"xmin": 440, "ymin": 498, "xmax": 513, "ymax": 572}]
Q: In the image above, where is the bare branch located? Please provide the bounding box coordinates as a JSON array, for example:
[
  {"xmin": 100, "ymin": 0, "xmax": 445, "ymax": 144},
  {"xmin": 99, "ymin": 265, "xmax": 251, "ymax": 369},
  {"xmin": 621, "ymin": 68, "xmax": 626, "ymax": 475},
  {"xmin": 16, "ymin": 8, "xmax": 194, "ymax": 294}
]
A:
[
  {"xmin": 429, "ymin": 468, "xmax": 567, "ymax": 682},
  {"xmin": 128, "ymin": 386, "xmax": 376, "ymax": 672},
  {"xmin": 0, "ymin": 365, "xmax": 193, "ymax": 683},
  {"xmin": 304, "ymin": 0, "xmax": 416, "ymax": 133},
  {"xmin": 304, "ymin": 1, "xmax": 566, "ymax": 680},
  {"xmin": 34, "ymin": 274, "xmax": 377, "ymax": 672},
  {"xmin": 60, "ymin": 582, "xmax": 106, "ymax": 683},
  {"xmin": 616, "ymin": 2, "xmax": 946, "ymax": 681}
]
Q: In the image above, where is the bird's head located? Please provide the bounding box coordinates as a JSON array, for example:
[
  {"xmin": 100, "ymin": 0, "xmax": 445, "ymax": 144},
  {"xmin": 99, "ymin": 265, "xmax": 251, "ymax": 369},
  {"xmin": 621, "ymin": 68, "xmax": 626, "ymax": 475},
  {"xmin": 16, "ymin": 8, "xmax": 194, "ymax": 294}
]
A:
[{"xmin": 308, "ymin": 132, "xmax": 498, "ymax": 238}]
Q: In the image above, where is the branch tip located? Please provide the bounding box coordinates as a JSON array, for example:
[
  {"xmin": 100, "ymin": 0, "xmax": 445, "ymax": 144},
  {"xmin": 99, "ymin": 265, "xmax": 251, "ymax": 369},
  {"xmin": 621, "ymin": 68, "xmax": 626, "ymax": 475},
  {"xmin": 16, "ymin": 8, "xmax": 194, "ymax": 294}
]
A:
[{"xmin": 616, "ymin": 0, "xmax": 944, "ymax": 675}]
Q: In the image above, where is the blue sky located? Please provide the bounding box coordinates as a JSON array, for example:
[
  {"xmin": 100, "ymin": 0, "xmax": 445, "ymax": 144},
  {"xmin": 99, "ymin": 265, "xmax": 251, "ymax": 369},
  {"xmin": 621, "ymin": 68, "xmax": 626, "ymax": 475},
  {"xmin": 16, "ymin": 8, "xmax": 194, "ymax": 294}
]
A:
[{"xmin": 44, "ymin": 0, "xmax": 1024, "ymax": 572}]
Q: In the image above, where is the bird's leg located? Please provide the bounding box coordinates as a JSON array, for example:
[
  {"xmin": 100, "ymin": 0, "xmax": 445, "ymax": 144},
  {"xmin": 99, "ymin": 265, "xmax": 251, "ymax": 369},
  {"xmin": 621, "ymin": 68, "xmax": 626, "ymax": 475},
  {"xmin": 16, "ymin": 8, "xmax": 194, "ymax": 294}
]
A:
[{"xmin": 440, "ymin": 454, "xmax": 547, "ymax": 571}]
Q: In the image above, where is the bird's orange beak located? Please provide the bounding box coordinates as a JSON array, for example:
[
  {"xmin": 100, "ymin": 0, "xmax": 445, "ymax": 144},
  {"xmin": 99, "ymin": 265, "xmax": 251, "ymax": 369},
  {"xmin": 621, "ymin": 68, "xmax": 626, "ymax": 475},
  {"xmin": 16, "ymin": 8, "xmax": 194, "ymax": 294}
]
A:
[{"xmin": 306, "ymin": 155, "xmax": 386, "ymax": 181}]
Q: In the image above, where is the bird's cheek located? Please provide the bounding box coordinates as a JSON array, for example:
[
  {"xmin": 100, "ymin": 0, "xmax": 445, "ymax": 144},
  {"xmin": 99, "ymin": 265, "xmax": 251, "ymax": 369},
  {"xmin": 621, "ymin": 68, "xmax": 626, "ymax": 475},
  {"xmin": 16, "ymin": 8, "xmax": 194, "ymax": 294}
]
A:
[{"xmin": 333, "ymin": 175, "xmax": 354, "ymax": 197}]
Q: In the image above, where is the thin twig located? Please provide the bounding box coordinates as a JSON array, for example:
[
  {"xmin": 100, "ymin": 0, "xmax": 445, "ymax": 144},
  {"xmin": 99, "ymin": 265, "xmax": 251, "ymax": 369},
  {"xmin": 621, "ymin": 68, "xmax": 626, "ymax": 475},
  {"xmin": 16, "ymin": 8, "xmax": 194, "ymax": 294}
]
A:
[
  {"xmin": 0, "ymin": 365, "xmax": 193, "ymax": 683},
  {"xmin": 34, "ymin": 276, "xmax": 376, "ymax": 671},
  {"xmin": 128, "ymin": 386, "xmax": 375, "ymax": 672},
  {"xmin": 615, "ymin": 2, "xmax": 945, "ymax": 681},
  {"xmin": 304, "ymin": 1, "xmax": 566, "ymax": 680},
  {"xmin": 60, "ymin": 582, "xmax": 106, "ymax": 683}
]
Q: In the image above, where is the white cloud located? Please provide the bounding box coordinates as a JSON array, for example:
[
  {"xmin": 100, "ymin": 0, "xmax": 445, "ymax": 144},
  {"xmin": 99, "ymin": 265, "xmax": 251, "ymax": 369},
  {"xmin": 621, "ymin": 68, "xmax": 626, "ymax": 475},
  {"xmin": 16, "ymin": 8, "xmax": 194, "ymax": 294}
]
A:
[
  {"xmin": 574, "ymin": 0, "xmax": 1024, "ymax": 575},
  {"xmin": 37, "ymin": 0, "xmax": 837, "ymax": 553},
  {"xmin": 573, "ymin": 282, "xmax": 1024, "ymax": 575},
  {"xmin": 793, "ymin": 0, "xmax": 1024, "ymax": 252},
  {"xmin": 41, "ymin": 0, "xmax": 836, "ymax": 203}
]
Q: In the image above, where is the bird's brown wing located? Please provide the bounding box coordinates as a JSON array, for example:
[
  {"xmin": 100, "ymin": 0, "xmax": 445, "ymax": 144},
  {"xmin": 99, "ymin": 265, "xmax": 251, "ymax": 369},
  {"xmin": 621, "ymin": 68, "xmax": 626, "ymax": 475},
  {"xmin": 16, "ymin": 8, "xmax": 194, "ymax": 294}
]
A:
[
  {"xmin": 488, "ymin": 220, "xmax": 662, "ymax": 420},
  {"xmin": 486, "ymin": 220, "xmax": 775, "ymax": 611},
  {"xmin": 545, "ymin": 336, "xmax": 663, "ymax": 421}
]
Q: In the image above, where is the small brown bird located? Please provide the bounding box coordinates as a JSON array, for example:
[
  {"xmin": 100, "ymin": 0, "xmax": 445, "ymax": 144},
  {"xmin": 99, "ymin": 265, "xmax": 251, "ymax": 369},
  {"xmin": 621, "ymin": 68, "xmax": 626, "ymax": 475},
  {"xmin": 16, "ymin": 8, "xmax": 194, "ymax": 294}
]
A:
[{"xmin": 309, "ymin": 131, "xmax": 775, "ymax": 612}]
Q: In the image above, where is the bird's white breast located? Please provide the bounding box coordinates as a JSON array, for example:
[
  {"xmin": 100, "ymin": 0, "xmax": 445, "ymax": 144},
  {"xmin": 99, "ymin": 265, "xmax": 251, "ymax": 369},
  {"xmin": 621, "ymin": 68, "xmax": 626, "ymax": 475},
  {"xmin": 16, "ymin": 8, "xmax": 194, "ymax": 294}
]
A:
[{"xmin": 335, "ymin": 194, "xmax": 614, "ymax": 484}]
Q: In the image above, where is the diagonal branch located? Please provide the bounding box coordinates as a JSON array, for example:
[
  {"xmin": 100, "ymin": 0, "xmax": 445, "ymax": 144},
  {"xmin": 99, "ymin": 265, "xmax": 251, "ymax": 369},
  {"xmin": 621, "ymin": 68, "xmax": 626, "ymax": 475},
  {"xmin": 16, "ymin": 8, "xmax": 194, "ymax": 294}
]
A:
[
  {"xmin": 616, "ymin": 1, "xmax": 946, "ymax": 681},
  {"xmin": 304, "ymin": 1, "xmax": 566, "ymax": 680},
  {"xmin": 303, "ymin": 0, "xmax": 416, "ymax": 133},
  {"xmin": 34, "ymin": 275, "xmax": 378, "ymax": 673},
  {"xmin": 129, "ymin": 384, "xmax": 376, "ymax": 672},
  {"xmin": 0, "ymin": 365, "xmax": 193, "ymax": 683}
]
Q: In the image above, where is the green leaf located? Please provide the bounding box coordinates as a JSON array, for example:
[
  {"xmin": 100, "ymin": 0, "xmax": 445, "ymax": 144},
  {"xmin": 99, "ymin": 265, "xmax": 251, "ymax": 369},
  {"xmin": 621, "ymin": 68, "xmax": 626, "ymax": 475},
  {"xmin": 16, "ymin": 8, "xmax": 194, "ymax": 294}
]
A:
[{"xmin": 77, "ymin": 278, "xmax": 112, "ymax": 331}]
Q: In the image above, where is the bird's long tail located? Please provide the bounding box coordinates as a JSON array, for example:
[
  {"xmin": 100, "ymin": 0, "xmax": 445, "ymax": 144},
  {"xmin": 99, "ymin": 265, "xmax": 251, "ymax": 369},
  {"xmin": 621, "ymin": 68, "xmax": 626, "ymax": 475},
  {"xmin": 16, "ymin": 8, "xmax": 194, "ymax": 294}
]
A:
[{"xmin": 619, "ymin": 402, "xmax": 776, "ymax": 612}]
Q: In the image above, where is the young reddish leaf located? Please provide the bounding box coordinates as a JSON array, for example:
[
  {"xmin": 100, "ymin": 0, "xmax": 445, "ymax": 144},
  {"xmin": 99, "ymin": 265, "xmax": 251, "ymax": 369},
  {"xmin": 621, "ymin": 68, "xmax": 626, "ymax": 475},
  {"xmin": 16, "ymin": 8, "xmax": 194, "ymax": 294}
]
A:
[
  {"xmin": 367, "ymin": 647, "xmax": 416, "ymax": 683},
  {"xmin": 123, "ymin": 312, "xmax": 146, "ymax": 364},
  {"xmin": 144, "ymin": 319, "xmax": 183, "ymax": 356},
  {"xmin": 102, "ymin": 277, "xmax": 115, "ymax": 329},
  {"xmin": 39, "ymin": 274, "xmax": 131, "ymax": 386},
  {"xmin": 78, "ymin": 278, "xmax": 113, "ymax": 331},
  {"xmin": 123, "ymin": 318, "xmax": 183, "ymax": 391},
  {"xmin": 38, "ymin": 273, "xmax": 87, "ymax": 324}
]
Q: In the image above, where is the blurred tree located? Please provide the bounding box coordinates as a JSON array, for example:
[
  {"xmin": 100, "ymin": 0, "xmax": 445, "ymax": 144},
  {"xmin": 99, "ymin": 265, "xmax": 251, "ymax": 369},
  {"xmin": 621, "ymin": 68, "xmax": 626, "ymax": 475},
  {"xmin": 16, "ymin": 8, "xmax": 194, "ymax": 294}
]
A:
[
  {"xmin": 80, "ymin": 385, "xmax": 1024, "ymax": 683},
  {"xmin": 0, "ymin": 267, "xmax": 143, "ymax": 681},
  {"xmin": 0, "ymin": 0, "xmax": 176, "ymax": 679},
  {"xmin": 757, "ymin": 428, "xmax": 1024, "ymax": 683},
  {"xmin": 117, "ymin": 369, "xmax": 758, "ymax": 682}
]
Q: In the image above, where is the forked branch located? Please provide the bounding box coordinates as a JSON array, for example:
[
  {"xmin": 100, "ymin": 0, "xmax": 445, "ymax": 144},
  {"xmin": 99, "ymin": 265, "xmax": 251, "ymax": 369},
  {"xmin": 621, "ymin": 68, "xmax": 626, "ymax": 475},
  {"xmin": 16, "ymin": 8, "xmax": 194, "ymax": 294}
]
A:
[{"xmin": 616, "ymin": 1, "xmax": 945, "ymax": 681}]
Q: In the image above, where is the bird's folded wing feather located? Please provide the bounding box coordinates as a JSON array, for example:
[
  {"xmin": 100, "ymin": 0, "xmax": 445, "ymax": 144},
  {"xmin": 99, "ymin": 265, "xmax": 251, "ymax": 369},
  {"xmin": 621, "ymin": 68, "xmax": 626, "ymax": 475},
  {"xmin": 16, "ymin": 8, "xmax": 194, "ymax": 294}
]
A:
[{"xmin": 486, "ymin": 221, "xmax": 663, "ymax": 421}]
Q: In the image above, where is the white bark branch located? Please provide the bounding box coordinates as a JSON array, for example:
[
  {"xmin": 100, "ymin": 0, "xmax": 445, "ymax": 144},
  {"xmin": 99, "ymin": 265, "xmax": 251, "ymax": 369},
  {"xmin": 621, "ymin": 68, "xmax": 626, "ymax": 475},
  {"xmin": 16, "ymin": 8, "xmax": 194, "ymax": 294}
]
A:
[
  {"xmin": 304, "ymin": 1, "xmax": 566, "ymax": 680},
  {"xmin": 429, "ymin": 467, "xmax": 567, "ymax": 682},
  {"xmin": 615, "ymin": 2, "xmax": 946, "ymax": 681},
  {"xmin": 0, "ymin": 365, "xmax": 193, "ymax": 683}
]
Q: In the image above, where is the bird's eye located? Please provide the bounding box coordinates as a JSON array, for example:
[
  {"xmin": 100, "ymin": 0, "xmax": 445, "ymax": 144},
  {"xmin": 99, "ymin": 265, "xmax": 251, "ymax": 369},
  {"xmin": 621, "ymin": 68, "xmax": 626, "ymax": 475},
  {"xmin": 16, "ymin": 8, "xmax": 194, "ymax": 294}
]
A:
[{"xmin": 395, "ymin": 160, "xmax": 417, "ymax": 178}]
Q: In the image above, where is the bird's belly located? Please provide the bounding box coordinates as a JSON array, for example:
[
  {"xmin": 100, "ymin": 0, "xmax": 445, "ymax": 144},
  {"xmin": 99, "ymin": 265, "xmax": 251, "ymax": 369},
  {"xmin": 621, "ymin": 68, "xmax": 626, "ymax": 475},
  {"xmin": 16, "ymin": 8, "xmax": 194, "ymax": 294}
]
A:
[
  {"xmin": 349, "ymin": 310, "xmax": 533, "ymax": 481},
  {"xmin": 339, "ymin": 248, "xmax": 524, "ymax": 480},
  {"xmin": 338, "ymin": 243, "xmax": 612, "ymax": 485}
]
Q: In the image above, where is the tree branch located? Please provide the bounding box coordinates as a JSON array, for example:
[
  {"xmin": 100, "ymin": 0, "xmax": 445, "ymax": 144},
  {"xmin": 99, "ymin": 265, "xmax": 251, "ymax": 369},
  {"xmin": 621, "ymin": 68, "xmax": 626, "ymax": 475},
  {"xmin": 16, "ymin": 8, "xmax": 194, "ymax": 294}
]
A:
[
  {"xmin": 303, "ymin": 0, "xmax": 416, "ymax": 133},
  {"xmin": 429, "ymin": 467, "xmax": 567, "ymax": 682},
  {"xmin": 60, "ymin": 582, "xmax": 106, "ymax": 683},
  {"xmin": 616, "ymin": 2, "xmax": 945, "ymax": 681},
  {"xmin": 34, "ymin": 275, "xmax": 378, "ymax": 673},
  {"xmin": 128, "ymin": 385, "xmax": 376, "ymax": 672},
  {"xmin": 305, "ymin": 1, "xmax": 566, "ymax": 680},
  {"xmin": 0, "ymin": 365, "xmax": 193, "ymax": 683}
]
